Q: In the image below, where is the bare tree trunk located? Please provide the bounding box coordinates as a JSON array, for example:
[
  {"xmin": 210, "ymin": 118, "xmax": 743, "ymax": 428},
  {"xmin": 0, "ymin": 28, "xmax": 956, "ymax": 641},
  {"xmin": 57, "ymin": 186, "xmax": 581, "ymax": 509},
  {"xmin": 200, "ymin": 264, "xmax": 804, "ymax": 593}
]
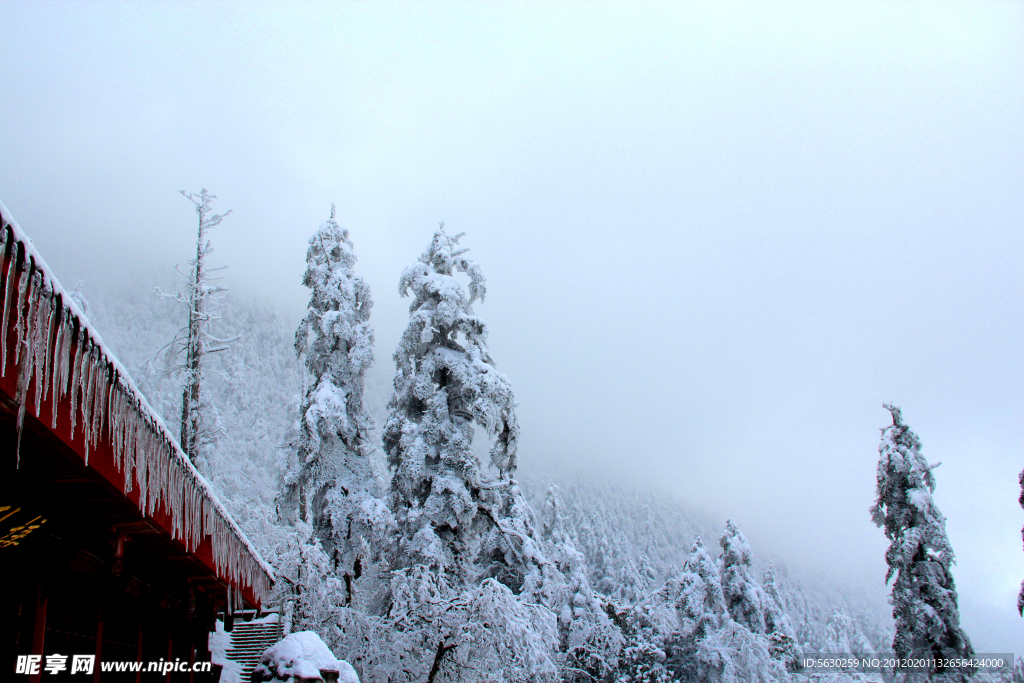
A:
[
  {"xmin": 426, "ymin": 639, "xmax": 456, "ymax": 683},
  {"xmin": 180, "ymin": 214, "xmax": 204, "ymax": 464}
]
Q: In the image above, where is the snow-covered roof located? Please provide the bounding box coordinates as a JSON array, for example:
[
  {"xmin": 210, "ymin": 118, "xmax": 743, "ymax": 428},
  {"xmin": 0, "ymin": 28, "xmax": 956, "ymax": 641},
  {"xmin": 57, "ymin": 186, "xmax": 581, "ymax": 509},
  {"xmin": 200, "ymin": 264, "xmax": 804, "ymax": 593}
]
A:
[{"xmin": 0, "ymin": 199, "xmax": 273, "ymax": 603}]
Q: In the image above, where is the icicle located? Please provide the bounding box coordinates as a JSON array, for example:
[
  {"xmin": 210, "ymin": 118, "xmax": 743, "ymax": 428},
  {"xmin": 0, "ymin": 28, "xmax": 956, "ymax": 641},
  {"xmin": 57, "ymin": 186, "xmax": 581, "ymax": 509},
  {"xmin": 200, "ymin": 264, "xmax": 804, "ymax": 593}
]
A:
[
  {"xmin": 13, "ymin": 268, "xmax": 43, "ymax": 468},
  {"xmin": 57, "ymin": 311, "xmax": 71, "ymax": 399},
  {"xmin": 189, "ymin": 472, "xmax": 199, "ymax": 548},
  {"xmin": 129, "ymin": 404, "xmax": 138, "ymax": 482},
  {"xmin": 128, "ymin": 407, "xmax": 142, "ymax": 494},
  {"xmin": 163, "ymin": 435, "xmax": 173, "ymax": 520},
  {"xmin": 41, "ymin": 293, "xmax": 58, "ymax": 416},
  {"xmin": 160, "ymin": 436, "xmax": 173, "ymax": 520},
  {"xmin": 79, "ymin": 339, "xmax": 91, "ymax": 423},
  {"xmin": 128, "ymin": 401, "xmax": 138, "ymax": 481},
  {"xmin": 120, "ymin": 408, "xmax": 131, "ymax": 480},
  {"xmin": 14, "ymin": 263, "xmax": 33, "ymax": 367},
  {"xmin": 111, "ymin": 388, "xmax": 121, "ymax": 468},
  {"xmin": 80, "ymin": 345, "xmax": 90, "ymax": 449},
  {"xmin": 101, "ymin": 368, "xmax": 111, "ymax": 444},
  {"xmin": 0, "ymin": 232, "xmax": 14, "ymax": 376},
  {"xmin": 144, "ymin": 424, "xmax": 157, "ymax": 514},
  {"xmin": 122, "ymin": 409, "xmax": 134, "ymax": 490},
  {"xmin": 144, "ymin": 428, "xmax": 158, "ymax": 516},
  {"xmin": 28, "ymin": 274, "xmax": 45, "ymax": 413},
  {"xmin": 189, "ymin": 474, "xmax": 197, "ymax": 547},
  {"xmin": 135, "ymin": 419, "xmax": 147, "ymax": 509},
  {"xmin": 14, "ymin": 335, "xmax": 32, "ymax": 468},
  {"xmin": 68, "ymin": 329, "xmax": 83, "ymax": 436},
  {"xmin": 116, "ymin": 390, "xmax": 127, "ymax": 471},
  {"xmin": 106, "ymin": 372, "xmax": 115, "ymax": 444},
  {"xmin": 50, "ymin": 312, "xmax": 66, "ymax": 428},
  {"xmin": 113, "ymin": 388, "xmax": 127, "ymax": 471},
  {"xmin": 4, "ymin": 250, "xmax": 23, "ymax": 373},
  {"xmin": 32, "ymin": 282, "xmax": 53, "ymax": 417},
  {"xmin": 81, "ymin": 343, "xmax": 96, "ymax": 462},
  {"xmin": 85, "ymin": 354, "xmax": 97, "ymax": 453},
  {"xmin": 90, "ymin": 357, "xmax": 105, "ymax": 452}
]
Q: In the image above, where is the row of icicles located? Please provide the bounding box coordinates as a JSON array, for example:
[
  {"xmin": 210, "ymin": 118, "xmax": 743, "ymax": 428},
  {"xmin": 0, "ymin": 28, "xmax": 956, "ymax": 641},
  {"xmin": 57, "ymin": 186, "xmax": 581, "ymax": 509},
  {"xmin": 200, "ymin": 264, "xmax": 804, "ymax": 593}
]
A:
[{"xmin": 0, "ymin": 215, "xmax": 271, "ymax": 604}]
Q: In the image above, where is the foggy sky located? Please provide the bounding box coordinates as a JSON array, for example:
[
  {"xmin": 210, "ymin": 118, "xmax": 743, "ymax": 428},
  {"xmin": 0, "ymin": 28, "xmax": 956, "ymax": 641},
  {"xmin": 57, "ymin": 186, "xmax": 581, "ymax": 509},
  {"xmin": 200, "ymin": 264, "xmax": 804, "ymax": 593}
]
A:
[{"xmin": 1, "ymin": 1, "xmax": 1021, "ymax": 651}]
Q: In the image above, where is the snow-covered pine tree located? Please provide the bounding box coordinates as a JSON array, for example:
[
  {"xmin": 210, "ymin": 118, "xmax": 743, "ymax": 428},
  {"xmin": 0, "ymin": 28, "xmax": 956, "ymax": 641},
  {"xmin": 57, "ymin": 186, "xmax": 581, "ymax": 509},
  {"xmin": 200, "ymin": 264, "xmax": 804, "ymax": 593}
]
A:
[
  {"xmin": 823, "ymin": 608, "xmax": 854, "ymax": 653},
  {"xmin": 663, "ymin": 536, "xmax": 728, "ymax": 682},
  {"xmin": 541, "ymin": 484, "xmax": 564, "ymax": 543},
  {"xmin": 718, "ymin": 519, "xmax": 768, "ymax": 634},
  {"xmin": 156, "ymin": 189, "xmax": 238, "ymax": 469},
  {"xmin": 762, "ymin": 564, "xmax": 800, "ymax": 670},
  {"xmin": 616, "ymin": 558, "xmax": 649, "ymax": 605},
  {"xmin": 592, "ymin": 533, "xmax": 618, "ymax": 595},
  {"xmin": 383, "ymin": 224, "xmax": 530, "ymax": 587},
  {"xmin": 560, "ymin": 564, "xmax": 624, "ymax": 683},
  {"xmin": 280, "ymin": 205, "xmax": 389, "ymax": 605},
  {"xmin": 696, "ymin": 620, "xmax": 787, "ymax": 683},
  {"xmin": 680, "ymin": 536, "xmax": 727, "ymax": 637},
  {"xmin": 870, "ymin": 404, "xmax": 973, "ymax": 675}
]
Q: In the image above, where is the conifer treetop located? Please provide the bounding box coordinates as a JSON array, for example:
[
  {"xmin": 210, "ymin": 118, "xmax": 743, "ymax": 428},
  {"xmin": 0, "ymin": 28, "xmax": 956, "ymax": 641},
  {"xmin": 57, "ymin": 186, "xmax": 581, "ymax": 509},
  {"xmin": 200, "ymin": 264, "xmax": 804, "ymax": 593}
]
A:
[
  {"xmin": 719, "ymin": 519, "xmax": 768, "ymax": 634},
  {"xmin": 871, "ymin": 403, "xmax": 946, "ymax": 582},
  {"xmin": 296, "ymin": 207, "xmax": 374, "ymax": 392},
  {"xmin": 870, "ymin": 404, "xmax": 973, "ymax": 665},
  {"xmin": 389, "ymin": 223, "xmax": 518, "ymax": 476}
]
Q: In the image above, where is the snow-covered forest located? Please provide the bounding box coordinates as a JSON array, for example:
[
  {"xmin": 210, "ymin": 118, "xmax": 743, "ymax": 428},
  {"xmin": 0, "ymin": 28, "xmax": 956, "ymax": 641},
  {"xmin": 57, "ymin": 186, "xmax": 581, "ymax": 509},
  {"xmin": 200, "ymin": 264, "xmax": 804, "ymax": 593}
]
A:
[
  {"xmin": 3, "ymin": 3, "xmax": 1022, "ymax": 679},
  {"xmin": 75, "ymin": 211, "xmax": 1018, "ymax": 683}
]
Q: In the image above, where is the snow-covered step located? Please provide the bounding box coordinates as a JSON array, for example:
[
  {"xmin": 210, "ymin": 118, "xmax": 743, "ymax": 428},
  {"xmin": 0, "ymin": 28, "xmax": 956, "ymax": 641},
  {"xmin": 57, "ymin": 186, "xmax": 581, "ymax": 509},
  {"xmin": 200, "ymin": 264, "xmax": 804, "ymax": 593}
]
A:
[{"xmin": 224, "ymin": 616, "xmax": 283, "ymax": 682}]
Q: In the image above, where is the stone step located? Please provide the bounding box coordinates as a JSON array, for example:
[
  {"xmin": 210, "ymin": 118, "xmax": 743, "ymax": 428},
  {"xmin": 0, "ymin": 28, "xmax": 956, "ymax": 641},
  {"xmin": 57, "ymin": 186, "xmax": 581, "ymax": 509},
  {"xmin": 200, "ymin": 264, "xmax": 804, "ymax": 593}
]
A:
[{"xmin": 225, "ymin": 620, "xmax": 283, "ymax": 681}]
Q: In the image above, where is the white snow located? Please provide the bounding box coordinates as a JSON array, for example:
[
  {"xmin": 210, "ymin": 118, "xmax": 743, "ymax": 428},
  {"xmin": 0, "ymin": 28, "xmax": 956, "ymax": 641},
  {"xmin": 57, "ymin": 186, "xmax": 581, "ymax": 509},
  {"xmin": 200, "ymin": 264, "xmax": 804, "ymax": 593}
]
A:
[
  {"xmin": 208, "ymin": 620, "xmax": 246, "ymax": 683},
  {"xmin": 251, "ymin": 631, "xmax": 359, "ymax": 683}
]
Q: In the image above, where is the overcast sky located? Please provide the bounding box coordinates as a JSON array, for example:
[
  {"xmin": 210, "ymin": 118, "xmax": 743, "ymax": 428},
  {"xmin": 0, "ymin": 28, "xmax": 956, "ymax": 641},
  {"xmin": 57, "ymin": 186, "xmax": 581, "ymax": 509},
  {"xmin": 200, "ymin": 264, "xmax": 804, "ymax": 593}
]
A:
[{"xmin": 2, "ymin": 1, "xmax": 1022, "ymax": 651}]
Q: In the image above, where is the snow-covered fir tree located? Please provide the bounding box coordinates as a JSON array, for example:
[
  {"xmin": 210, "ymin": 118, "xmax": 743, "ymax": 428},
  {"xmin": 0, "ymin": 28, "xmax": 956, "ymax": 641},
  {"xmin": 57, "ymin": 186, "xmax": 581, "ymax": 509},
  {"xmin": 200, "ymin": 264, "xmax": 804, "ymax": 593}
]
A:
[
  {"xmin": 364, "ymin": 224, "xmax": 564, "ymax": 682},
  {"xmin": 541, "ymin": 484, "xmax": 564, "ymax": 542},
  {"xmin": 695, "ymin": 619, "xmax": 787, "ymax": 683},
  {"xmin": 870, "ymin": 404, "xmax": 973, "ymax": 677},
  {"xmin": 761, "ymin": 564, "xmax": 799, "ymax": 670},
  {"xmin": 155, "ymin": 188, "xmax": 239, "ymax": 470},
  {"xmin": 718, "ymin": 519, "xmax": 768, "ymax": 634},
  {"xmin": 279, "ymin": 206, "xmax": 391, "ymax": 608},
  {"xmin": 383, "ymin": 223, "xmax": 531, "ymax": 587},
  {"xmin": 559, "ymin": 562, "xmax": 624, "ymax": 683},
  {"xmin": 681, "ymin": 536, "xmax": 727, "ymax": 638}
]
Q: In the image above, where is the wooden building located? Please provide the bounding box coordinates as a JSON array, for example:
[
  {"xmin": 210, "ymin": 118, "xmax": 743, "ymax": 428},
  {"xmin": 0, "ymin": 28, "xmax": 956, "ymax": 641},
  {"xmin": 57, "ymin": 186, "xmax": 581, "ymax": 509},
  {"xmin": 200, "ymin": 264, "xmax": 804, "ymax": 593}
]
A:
[{"xmin": 0, "ymin": 202, "xmax": 274, "ymax": 681}]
